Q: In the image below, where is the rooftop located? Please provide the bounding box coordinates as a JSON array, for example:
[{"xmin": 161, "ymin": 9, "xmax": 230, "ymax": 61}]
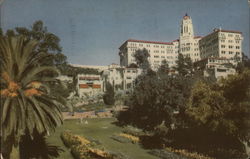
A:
[
  {"xmin": 127, "ymin": 39, "xmax": 173, "ymax": 45},
  {"xmin": 119, "ymin": 39, "xmax": 173, "ymax": 49},
  {"xmin": 183, "ymin": 13, "xmax": 191, "ymax": 20}
]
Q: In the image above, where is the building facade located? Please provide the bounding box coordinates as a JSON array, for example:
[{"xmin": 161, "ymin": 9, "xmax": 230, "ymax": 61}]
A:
[
  {"xmin": 72, "ymin": 14, "xmax": 244, "ymax": 96},
  {"xmin": 194, "ymin": 57, "xmax": 238, "ymax": 80},
  {"xmin": 119, "ymin": 39, "xmax": 177, "ymax": 70},
  {"xmin": 118, "ymin": 14, "xmax": 243, "ymax": 80},
  {"xmin": 119, "ymin": 14, "xmax": 204, "ymax": 70},
  {"xmin": 199, "ymin": 29, "xmax": 243, "ymax": 61},
  {"xmin": 179, "ymin": 14, "xmax": 202, "ymax": 62},
  {"xmin": 103, "ymin": 64, "xmax": 142, "ymax": 91},
  {"xmin": 76, "ymin": 74, "xmax": 104, "ymax": 97}
]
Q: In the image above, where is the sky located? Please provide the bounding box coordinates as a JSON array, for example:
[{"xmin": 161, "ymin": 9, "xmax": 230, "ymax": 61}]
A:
[{"xmin": 1, "ymin": 0, "xmax": 249, "ymax": 65}]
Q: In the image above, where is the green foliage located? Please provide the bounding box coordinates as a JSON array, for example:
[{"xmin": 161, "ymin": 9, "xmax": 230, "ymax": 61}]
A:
[
  {"xmin": 133, "ymin": 48, "xmax": 150, "ymax": 71},
  {"xmin": 186, "ymin": 81, "xmax": 228, "ymax": 128},
  {"xmin": 158, "ymin": 59, "xmax": 170, "ymax": 74},
  {"xmin": 187, "ymin": 70, "xmax": 250, "ymax": 139},
  {"xmin": 117, "ymin": 63, "xmax": 193, "ymax": 131},
  {"xmin": 183, "ymin": 70, "xmax": 250, "ymax": 158},
  {"xmin": 219, "ymin": 69, "xmax": 250, "ymax": 141},
  {"xmin": 57, "ymin": 64, "xmax": 99, "ymax": 76},
  {"xmin": 175, "ymin": 53, "xmax": 193, "ymax": 76},
  {"xmin": 19, "ymin": 130, "xmax": 64, "ymax": 159},
  {"xmin": 0, "ymin": 35, "xmax": 63, "ymax": 157},
  {"xmin": 103, "ymin": 82, "xmax": 115, "ymax": 105},
  {"xmin": 236, "ymin": 53, "xmax": 250, "ymax": 73},
  {"xmin": 127, "ymin": 63, "xmax": 138, "ymax": 68},
  {"xmin": 4, "ymin": 20, "xmax": 67, "ymax": 66},
  {"xmin": 61, "ymin": 131, "xmax": 122, "ymax": 159}
]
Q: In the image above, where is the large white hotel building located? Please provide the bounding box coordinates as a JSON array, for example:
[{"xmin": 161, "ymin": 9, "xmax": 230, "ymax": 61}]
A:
[
  {"xmin": 71, "ymin": 14, "xmax": 244, "ymax": 96},
  {"xmin": 119, "ymin": 14, "xmax": 243, "ymax": 70}
]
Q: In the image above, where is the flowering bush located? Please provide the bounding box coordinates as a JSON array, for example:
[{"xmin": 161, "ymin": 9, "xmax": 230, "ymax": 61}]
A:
[
  {"xmin": 165, "ymin": 147, "xmax": 213, "ymax": 159},
  {"xmin": 61, "ymin": 131, "xmax": 122, "ymax": 159},
  {"xmin": 61, "ymin": 131, "xmax": 90, "ymax": 148},
  {"xmin": 118, "ymin": 133, "xmax": 139, "ymax": 144}
]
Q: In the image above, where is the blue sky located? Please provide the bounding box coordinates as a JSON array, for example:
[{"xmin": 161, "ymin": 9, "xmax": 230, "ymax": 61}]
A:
[{"xmin": 1, "ymin": 0, "xmax": 249, "ymax": 65}]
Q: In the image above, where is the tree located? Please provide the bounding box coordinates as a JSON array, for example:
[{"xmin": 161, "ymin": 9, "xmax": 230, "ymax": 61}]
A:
[
  {"xmin": 186, "ymin": 81, "xmax": 228, "ymax": 128},
  {"xmin": 0, "ymin": 35, "xmax": 63, "ymax": 158},
  {"xmin": 134, "ymin": 48, "xmax": 150, "ymax": 71},
  {"xmin": 127, "ymin": 63, "xmax": 138, "ymax": 68},
  {"xmin": 5, "ymin": 20, "xmax": 67, "ymax": 66},
  {"xmin": 103, "ymin": 82, "xmax": 115, "ymax": 105},
  {"xmin": 117, "ymin": 63, "xmax": 193, "ymax": 131},
  {"xmin": 219, "ymin": 69, "xmax": 250, "ymax": 142},
  {"xmin": 236, "ymin": 53, "xmax": 250, "ymax": 73},
  {"xmin": 158, "ymin": 59, "xmax": 170, "ymax": 74},
  {"xmin": 19, "ymin": 130, "xmax": 64, "ymax": 159},
  {"xmin": 175, "ymin": 53, "xmax": 193, "ymax": 76},
  {"xmin": 184, "ymin": 70, "xmax": 250, "ymax": 158}
]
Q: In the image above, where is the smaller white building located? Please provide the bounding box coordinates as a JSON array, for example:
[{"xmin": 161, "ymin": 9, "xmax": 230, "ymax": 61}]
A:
[
  {"xmin": 56, "ymin": 75, "xmax": 73, "ymax": 83},
  {"xmin": 76, "ymin": 74, "xmax": 104, "ymax": 97},
  {"xmin": 205, "ymin": 66, "xmax": 236, "ymax": 80},
  {"xmin": 104, "ymin": 64, "xmax": 142, "ymax": 91},
  {"xmin": 123, "ymin": 67, "xmax": 142, "ymax": 90},
  {"xmin": 194, "ymin": 57, "xmax": 237, "ymax": 80}
]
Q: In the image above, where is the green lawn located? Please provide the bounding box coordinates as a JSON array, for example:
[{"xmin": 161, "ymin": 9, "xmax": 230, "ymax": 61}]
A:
[{"xmin": 47, "ymin": 118, "xmax": 158, "ymax": 159}]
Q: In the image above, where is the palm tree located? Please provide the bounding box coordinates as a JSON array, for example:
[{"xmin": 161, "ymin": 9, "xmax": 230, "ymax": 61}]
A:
[{"xmin": 0, "ymin": 35, "xmax": 63, "ymax": 158}]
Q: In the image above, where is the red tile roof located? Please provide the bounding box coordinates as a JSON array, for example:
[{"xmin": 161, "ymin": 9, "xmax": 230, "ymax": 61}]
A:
[
  {"xmin": 219, "ymin": 29, "xmax": 242, "ymax": 34},
  {"xmin": 183, "ymin": 13, "xmax": 191, "ymax": 20},
  {"xmin": 194, "ymin": 36, "xmax": 203, "ymax": 39},
  {"xmin": 127, "ymin": 39, "xmax": 173, "ymax": 45},
  {"xmin": 201, "ymin": 29, "xmax": 242, "ymax": 40}
]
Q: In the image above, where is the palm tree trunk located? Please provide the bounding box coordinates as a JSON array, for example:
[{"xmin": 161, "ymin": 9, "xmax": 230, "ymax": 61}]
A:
[{"xmin": 9, "ymin": 145, "xmax": 20, "ymax": 159}]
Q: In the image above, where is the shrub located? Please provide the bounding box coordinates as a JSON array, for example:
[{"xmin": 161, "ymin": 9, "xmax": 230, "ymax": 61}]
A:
[
  {"xmin": 61, "ymin": 131, "xmax": 123, "ymax": 159},
  {"xmin": 165, "ymin": 147, "xmax": 213, "ymax": 159},
  {"xmin": 103, "ymin": 82, "xmax": 115, "ymax": 105},
  {"xmin": 61, "ymin": 131, "xmax": 90, "ymax": 148},
  {"xmin": 118, "ymin": 133, "xmax": 139, "ymax": 144}
]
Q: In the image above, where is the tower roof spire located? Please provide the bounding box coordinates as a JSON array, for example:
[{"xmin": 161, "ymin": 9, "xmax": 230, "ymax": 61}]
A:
[{"xmin": 183, "ymin": 13, "xmax": 190, "ymax": 19}]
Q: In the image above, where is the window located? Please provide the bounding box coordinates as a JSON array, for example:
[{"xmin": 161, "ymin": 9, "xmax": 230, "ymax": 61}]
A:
[
  {"xmin": 228, "ymin": 40, "xmax": 233, "ymax": 43},
  {"xmin": 126, "ymin": 77, "xmax": 132, "ymax": 79},
  {"xmin": 229, "ymin": 45, "xmax": 233, "ymax": 49},
  {"xmin": 221, "ymin": 40, "xmax": 225, "ymax": 42},
  {"xmin": 236, "ymin": 46, "xmax": 240, "ymax": 49},
  {"xmin": 236, "ymin": 52, "xmax": 240, "ymax": 55},
  {"xmin": 154, "ymin": 56, "xmax": 159, "ymax": 58},
  {"xmin": 161, "ymin": 46, "xmax": 165, "ymax": 48},
  {"xmin": 229, "ymin": 51, "xmax": 233, "ymax": 54},
  {"xmin": 228, "ymin": 34, "xmax": 233, "ymax": 37},
  {"xmin": 221, "ymin": 45, "xmax": 226, "ymax": 48},
  {"xmin": 221, "ymin": 51, "xmax": 226, "ymax": 54},
  {"xmin": 217, "ymin": 69, "xmax": 227, "ymax": 72},
  {"xmin": 220, "ymin": 33, "xmax": 225, "ymax": 36}
]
